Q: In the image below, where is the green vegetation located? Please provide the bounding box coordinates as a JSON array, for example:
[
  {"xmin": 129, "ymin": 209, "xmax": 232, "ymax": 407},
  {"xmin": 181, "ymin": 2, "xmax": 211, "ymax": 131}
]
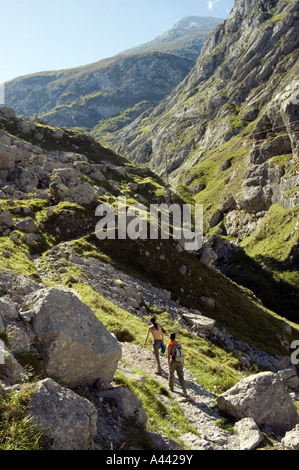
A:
[
  {"xmin": 91, "ymin": 101, "xmax": 150, "ymax": 141},
  {"xmin": 178, "ymin": 131, "xmax": 253, "ymax": 231},
  {"xmin": 114, "ymin": 369, "xmax": 199, "ymax": 448},
  {"xmin": 0, "ymin": 101, "xmax": 298, "ymax": 449},
  {"xmin": 0, "ymin": 385, "xmax": 42, "ymax": 450}
]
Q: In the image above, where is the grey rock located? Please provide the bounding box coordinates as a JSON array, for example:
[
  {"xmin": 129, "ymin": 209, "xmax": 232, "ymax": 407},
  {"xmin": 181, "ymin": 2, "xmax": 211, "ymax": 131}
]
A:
[
  {"xmin": 97, "ymin": 386, "xmax": 147, "ymax": 428},
  {"xmin": 0, "ymin": 107, "xmax": 16, "ymax": 119},
  {"xmin": 0, "ymin": 347, "xmax": 29, "ymax": 386},
  {"xmin": 217, "ymin": 372, "xmax": 299, "ymax": 433},
  {"xmin": 179, "ymin": 265, "xmax": 187, "ymax": 275},
  {"xmin": 278, "ymin": 368, "xmax": 299, "ymax": 390},
  {"xmin": 24, "ymin": 287, "xmax": 122, "ymax": 388},
  {"xmin": 282, "ymin": 424, "xmax": 299, "ymax": 450},
  {"xmin": 16, "ymin": 216, "xmax": 37, "ymax": 233},
  {"xmin": 27, "ymin": 378, "xmax": 97, "ymax": 450},
  {"xmin": 200, "ymin": 296, "xmax": 215, "ymax": 309},
  {"xmin": 180, "ymin": 433, "xmax": 220, "ymax": 450},
  {"xmin": 5, "ymin": 325, "xmax": 31, "ymax": 355},
  {"xmin": 0, "ymin": 298, "xmax": 19, "ymax": 325},
  {"xmin": 67, "ymin": 182, "xmax": 97, "ymax": 205},
  {"xmin": 0, "ymin": 211, "xmax": 14, "ymax": 232},
  {"xmin": 234, "ymin": 417, "xmax": 264, "ymax": 450},
  {"xmin": 182, "ymin": 312, "xmax": 216, "ymax": 332}
]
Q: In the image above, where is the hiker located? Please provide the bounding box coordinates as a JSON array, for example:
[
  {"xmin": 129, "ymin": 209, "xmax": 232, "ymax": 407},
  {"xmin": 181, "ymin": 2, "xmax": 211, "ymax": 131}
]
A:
[
  {"xmin": 167, "ymin": 332, "xmax": 189, "ymax": 397},
  {"xmin": 144, "ymin": 317, "xmax": 164, "ymax": 375}
]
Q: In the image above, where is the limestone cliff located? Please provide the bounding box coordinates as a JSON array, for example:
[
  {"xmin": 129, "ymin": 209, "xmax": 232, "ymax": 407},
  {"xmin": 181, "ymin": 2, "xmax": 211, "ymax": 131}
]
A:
[
  {"xmin": 110, "ymin": 0, "xmax": 298, "ymax": 255},
  {"xmin": 4, "ymin": 17, "xmax": 223, "ymax": 139}
]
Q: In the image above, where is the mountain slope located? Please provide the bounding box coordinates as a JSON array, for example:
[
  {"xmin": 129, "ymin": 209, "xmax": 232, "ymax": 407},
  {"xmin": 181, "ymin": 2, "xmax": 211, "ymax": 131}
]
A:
[
  {"xmin": 4, "ymin": 16, "xmax": 223, "ymax": 140},
  {"xmin": 109, "ymin": 0, "xmax": 299, "ymax": 320},
  {"xmin": 122, "ymin": 16, "xmax": 224, "ymax": 60},
  {"xmin": 111, "ymin": 0, "xmax": 299, "ymax": 176},
  {"xmin": 5, "ymin": 52, "xmax": 194, "ymax": 134},
  {"xmin": 1, "ymin": 107, "xmax": 299, "ymax": 450}
]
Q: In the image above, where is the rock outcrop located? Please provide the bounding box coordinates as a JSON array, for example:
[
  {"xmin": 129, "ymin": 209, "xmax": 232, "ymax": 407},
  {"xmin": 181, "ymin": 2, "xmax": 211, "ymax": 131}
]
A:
[{"xmin": 217, "ymin": 371, "xmax": 299, "ymax": 433}]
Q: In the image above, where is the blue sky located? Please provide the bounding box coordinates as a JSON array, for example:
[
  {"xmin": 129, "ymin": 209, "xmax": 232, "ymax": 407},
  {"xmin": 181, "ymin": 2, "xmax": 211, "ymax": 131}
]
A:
[{"xmin": 1, "ymin": 0, "xmax": 234, "ymax": 83}]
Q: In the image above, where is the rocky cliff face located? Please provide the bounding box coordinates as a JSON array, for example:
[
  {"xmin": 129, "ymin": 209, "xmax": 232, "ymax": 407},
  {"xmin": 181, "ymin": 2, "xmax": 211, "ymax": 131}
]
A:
[
  {"xmin": 5, "ymin": 52, "xmax": 194, "ymax": 133},
  {"xmin": 111, "ymin": 0, "xmax": 299, "ymax": 177},
  {"xmin": 110, "ymin": 0, "xmax": 299, "ymax": 288}
]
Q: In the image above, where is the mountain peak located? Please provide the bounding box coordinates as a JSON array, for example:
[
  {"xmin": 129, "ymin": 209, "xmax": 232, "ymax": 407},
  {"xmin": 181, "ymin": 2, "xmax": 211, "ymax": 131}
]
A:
[{"xmin": 172, "ymin": 16, "xmax": 225, "ymax": 30}]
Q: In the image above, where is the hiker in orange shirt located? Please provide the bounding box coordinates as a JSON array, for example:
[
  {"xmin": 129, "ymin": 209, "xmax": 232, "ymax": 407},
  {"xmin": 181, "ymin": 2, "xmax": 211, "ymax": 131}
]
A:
[{"xmin": 167, "ymin": 332, "xmax": 189, "ymax": 398}]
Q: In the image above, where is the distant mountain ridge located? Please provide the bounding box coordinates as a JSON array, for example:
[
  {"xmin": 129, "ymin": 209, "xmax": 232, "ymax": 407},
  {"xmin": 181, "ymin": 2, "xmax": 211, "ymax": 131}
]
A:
[
  {"xmin": 4, "ymin": 16, "xmax": 223, "ymax": 138},
  {"xmin": 122, "ymin": 16, "xmax": 224, "ymax": 60}
]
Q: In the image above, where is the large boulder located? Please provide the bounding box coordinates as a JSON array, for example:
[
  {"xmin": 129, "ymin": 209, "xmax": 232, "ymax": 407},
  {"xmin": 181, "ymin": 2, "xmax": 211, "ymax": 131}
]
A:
[
  {"xmin": 0, "ymin": 143, "xmax": 23, "ymax": 170},
  {"xmin": 16, "ymin": 216, "xmax": 37, "ymax": 234},
  {"xmin": 98, "ymin": 386, "xmax": 147, "ymax": 428},
  {"xmin": 27, "ymin": 378, "xmax": 97, "ymax": 450},
  {"xmin": 0, "ymin": 107, "xmax": 16, "ymax": 119},
  {"xmin": 182, "ymin": 312, "xmax": 216, "ymax": 332},
  {"xmin": 0, "ymin": 211, "xmax": 14, "ymax": 233},
  {"xmin": 216, "ymin": 372, "xmax": 299, "ymax": 433},
  {"xmin": 68, "ymin": 182, "xmax": 97, "ymax": 205},
  {"xmin": 23, "ymin": 287, "xmax": 122, "ymax": 388}
]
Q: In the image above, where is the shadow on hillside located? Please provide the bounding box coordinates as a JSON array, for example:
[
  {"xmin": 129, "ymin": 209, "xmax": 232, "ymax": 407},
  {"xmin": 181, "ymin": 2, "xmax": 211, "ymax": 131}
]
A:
[{"xmin": 219, "ymin": 251, "xmax": 299, "ymax": 324}]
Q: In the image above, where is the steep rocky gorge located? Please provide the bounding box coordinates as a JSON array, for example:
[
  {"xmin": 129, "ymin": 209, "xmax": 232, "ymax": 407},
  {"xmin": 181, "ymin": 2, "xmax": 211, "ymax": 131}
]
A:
[
  {"xmin": 0, "ymin": 0, "xmax": 299, "ymax": 451},
  {"xmin": 0, "ymin": 108, "xmax": 299, "ymax": 451},
  {"xmin": 109, "ymin": 0, "xmax": 299, "ymax": 320}
]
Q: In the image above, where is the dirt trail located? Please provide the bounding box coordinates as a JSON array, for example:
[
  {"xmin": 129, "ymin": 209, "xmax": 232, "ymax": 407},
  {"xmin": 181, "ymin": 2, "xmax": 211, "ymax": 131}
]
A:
[{"xmin": 120, "ymin": 342, "xmax": 240, "ymax": 450}]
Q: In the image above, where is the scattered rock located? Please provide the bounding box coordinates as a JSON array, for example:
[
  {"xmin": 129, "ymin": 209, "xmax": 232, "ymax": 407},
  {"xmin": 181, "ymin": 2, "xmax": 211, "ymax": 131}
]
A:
[
  {"xmin": 282, "ymin": 424, "xmax": 299, "ymax": 450},
  {"xmin": 0, "ymin": 347, "xmax": 29, "ymax": 386},
  {"xmin": 200, "ymin": 296, "xmax": 215, "ymax": 309},
  {"xmin": 27, "ymin": 378, "xmax": 97, "ymax": 450},
  {"xmin": 179, "ymin": 265, "xmax": 187, "ymax": 275},
  {"xmin": 182, "ymin": 312, "xmax": 216, "ymax": 332},
  {"xmin": 234, "ymin": 417, "xmax": 264, "ymax": 450},
  {"xmin": 5, "ymin": 325, "xmax": 31, "ymax": 355},
  {"xmin": 278, "ymin": 368, "xmax": 299, "ymax": 390},
  {"xmin": 0, "ymin": 107, "xmax": 16, "ymax": 119},
  {"xmin": 217, "ymin": 372, "xmax": 299, "ymax": 433},
  {"xmin": 0, "ymin": 211, "xmax": 14, "ymax": 233},
  {"xmin": 16, "ymin": 217, "xmax": 37, "ymax": 234}
]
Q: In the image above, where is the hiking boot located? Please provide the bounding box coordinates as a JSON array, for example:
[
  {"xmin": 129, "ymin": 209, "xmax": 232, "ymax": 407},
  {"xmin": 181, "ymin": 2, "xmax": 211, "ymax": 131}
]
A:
[{"xmin": 155, "ymin": 371, "xmax": 162, "ymax": 376}]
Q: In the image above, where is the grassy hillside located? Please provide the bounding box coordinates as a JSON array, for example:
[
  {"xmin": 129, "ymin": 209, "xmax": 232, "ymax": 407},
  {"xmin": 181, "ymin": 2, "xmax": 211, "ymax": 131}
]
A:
[{"xmin": 1, "ymin": 113, "xmax": 299, "ymax": 450}]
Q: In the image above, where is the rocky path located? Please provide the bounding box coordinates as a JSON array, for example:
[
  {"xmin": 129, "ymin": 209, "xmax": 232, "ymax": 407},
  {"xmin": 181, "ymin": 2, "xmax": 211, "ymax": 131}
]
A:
[
  {"xmin": 32, "ymin": 248, "xmax": 284, "ymax": 450},
  {"xmin": 120, "ymin": 342, "xmax": 240, "ymax": 450}
]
